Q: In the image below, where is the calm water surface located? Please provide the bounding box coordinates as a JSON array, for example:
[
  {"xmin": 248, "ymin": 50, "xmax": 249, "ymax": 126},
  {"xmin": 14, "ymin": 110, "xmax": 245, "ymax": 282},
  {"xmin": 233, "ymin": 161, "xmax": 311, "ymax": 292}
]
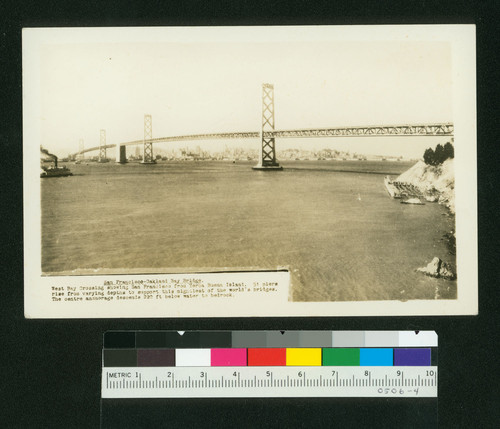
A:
[{"xmin": 41, "ymin": 160, "xmax": 456, "ymax": 301}]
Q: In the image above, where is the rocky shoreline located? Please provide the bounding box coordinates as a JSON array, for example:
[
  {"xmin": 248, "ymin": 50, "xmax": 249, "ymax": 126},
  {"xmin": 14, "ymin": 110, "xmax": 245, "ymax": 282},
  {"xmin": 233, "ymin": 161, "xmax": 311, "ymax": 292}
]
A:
[{"xmin": 390, "ymin": 159, "xmax": 457, "ymax": 281}]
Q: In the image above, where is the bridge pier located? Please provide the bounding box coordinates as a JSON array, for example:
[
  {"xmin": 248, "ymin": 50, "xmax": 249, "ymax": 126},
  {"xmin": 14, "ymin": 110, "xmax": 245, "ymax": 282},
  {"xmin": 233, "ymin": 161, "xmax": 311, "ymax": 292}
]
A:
[
  {"xmin": 253, "ymin": 83, "xmax": 282, "ymax": 171},
  {"xmin": 141, "ymin": 114, "xmax": 156, "ymax": 164}
]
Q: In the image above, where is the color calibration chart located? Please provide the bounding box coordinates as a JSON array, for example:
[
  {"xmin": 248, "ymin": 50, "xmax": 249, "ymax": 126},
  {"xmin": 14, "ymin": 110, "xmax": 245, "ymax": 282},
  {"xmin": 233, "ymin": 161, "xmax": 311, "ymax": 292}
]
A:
[{"xmin": 101, "ymin": 331, "xmax": 437, "ymax": 398}]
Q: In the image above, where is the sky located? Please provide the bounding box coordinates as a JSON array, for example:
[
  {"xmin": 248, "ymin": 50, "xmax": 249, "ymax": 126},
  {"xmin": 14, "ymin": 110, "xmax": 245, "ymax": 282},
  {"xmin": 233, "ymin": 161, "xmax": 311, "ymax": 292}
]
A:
[{"xmin": 38, "ymin": 35, "xmax": 453, "ymax": 158}]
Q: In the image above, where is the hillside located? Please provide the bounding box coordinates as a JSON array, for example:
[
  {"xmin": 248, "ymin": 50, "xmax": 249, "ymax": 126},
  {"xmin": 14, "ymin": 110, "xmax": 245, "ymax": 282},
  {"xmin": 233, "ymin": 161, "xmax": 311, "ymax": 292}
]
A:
[{"xmin": 396, "ymin": 159, "xmax": 455, "ymax": 213}]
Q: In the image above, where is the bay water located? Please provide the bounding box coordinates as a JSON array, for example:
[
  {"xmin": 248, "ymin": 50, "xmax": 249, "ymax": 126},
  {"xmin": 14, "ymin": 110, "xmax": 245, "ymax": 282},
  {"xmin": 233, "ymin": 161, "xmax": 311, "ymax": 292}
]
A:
[{"xmin": 41, "ymin": 160, "xmax": 456, "ymax": 301}]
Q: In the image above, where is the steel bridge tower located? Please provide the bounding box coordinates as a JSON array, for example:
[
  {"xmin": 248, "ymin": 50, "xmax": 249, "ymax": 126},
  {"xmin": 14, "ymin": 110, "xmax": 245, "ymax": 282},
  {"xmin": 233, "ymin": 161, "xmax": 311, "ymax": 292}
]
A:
[
  {"xmin": 78, "ymin": 139, "xmax": 84, "ymax": 159},
  {"xmin": 142, "ymin": 114, "xmax": 156, "ymax": 164},
  {"xmin": 99, "ymin": 129, "xmax": 106, "ymax": 162},
  {"xmin": 253, "ymin": 83, "xmax": 282, "ymax": 170}
]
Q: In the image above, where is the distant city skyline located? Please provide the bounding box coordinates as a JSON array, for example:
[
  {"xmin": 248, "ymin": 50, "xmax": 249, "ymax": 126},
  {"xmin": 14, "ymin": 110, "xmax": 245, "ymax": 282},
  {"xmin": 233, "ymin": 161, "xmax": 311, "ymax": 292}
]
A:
[
  {"xmin": 32, "ymin": 28, "xmax": 452, "ymax": 159},
  {"xmin": 62, "ymin": 136, "xmax": 451, "ymax": 162}
]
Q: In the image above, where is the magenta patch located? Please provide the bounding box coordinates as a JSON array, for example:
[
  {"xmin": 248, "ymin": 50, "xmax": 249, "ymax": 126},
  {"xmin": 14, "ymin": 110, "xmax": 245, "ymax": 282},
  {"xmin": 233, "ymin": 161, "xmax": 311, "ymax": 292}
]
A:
[{"xmin": 211, "ymin": 348, "xmax": 247, "ymax": 366}]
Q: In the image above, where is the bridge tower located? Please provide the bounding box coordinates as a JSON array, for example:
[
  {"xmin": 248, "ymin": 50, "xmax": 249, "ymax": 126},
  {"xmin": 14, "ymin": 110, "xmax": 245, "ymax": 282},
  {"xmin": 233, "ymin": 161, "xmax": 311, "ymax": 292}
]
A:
[
  {"xmin": 99, "ymin": 129, "xmax": 107, "ymax": 162},
  {"xmin": 78, "ymin": 139, "xmax": 84, "ymax": 159},
  {"xmin": 142, "ymin": 114, "xmax": 156, "ymax": 164},
  {"xmin": 253, "ymin": 83, "xmax": 282, "ymax": 170}
]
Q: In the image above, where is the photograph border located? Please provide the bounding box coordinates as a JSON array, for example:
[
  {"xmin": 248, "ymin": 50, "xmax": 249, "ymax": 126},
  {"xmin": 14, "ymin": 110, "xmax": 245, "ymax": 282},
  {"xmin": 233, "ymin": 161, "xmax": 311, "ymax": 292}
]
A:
[{"xmin": 23, "ymin": 25, "xmax": 477, "ymax": 318}]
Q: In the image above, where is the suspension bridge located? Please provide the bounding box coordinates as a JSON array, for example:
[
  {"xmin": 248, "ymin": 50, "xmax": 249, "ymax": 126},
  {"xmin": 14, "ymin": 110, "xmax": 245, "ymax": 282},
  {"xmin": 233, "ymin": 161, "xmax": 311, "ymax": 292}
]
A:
[{"xmin": 70, "ymin": 84, "xmax": 454, "ymax": 170}]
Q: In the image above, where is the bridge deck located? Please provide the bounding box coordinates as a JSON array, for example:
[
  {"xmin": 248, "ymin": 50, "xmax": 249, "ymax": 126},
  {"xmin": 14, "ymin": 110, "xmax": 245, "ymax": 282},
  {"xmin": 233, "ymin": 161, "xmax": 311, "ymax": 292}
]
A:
[{"xmin": 74, "ymin": 123, "xmax": 453, "ymax": 156}]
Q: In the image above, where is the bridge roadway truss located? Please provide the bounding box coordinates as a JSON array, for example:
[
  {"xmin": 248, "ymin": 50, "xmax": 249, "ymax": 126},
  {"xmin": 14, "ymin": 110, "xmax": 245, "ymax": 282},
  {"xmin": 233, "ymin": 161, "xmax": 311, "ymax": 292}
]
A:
[
  {"xmin": 266, "ymin": 123, "xmax": 454, "ymax": 139},
  {"xmin": 73, "ymin": 123, "xmax": 454, "ymax": 158}
]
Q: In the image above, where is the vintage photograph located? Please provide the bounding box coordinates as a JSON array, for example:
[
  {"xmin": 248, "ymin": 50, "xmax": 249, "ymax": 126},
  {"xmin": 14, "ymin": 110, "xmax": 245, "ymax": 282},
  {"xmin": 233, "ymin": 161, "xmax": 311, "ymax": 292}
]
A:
[{"xmin": 24, "ymin": 26, "xmax": 477, "ymax": 317}]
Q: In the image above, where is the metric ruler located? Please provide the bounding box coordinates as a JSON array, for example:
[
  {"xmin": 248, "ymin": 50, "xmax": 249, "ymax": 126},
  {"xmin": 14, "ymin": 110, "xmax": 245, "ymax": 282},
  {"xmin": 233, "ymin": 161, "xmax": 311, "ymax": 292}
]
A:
[
  {"xmin": 101, "ymin": 330, "xmax": 438, "ymax": 399},
  {"xmin": 102, "ymin": 366, "xmax": 437, "ymax": 398}
]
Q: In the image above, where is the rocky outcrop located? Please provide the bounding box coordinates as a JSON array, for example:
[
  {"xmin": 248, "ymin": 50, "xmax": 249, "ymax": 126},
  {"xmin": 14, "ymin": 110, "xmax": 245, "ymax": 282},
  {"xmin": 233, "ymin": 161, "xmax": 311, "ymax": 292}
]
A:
[
  {"xmin": 417, "ymin": 257, "xmax": 456, "ymax": 280},
  {"xmin": 395, "ymin": 159, "xmax": 455, "ymax": 213}
]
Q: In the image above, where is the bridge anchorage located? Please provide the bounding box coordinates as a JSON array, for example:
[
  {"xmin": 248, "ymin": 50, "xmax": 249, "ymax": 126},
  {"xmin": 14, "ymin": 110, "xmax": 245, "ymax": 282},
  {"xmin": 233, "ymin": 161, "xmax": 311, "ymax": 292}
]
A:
[
  {"xmin": 116, "ymin": 142, "xmax": 127, "ymax": 164},
  {"xmin": 253, "ymin": 83, "xmax": 282, "ymax": 171}
]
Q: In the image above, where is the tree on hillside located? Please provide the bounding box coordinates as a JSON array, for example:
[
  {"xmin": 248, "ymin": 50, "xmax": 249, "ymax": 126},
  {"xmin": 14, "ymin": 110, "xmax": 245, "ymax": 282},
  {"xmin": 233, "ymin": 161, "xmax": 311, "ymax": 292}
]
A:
[
  {"xmin": 434, "ymin": 144, "xmax": 445, "ymax": 165},
  {"xmin": 423, "ymin": 142, "xmax": 454, "ymax": 166},
  {"xmin": 423, "ymin": 148, "xmax": 435, "ymax": 165},
  {"xmin": 443, "ymin": 142, "xmax": 454, "ymax": 160}
]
